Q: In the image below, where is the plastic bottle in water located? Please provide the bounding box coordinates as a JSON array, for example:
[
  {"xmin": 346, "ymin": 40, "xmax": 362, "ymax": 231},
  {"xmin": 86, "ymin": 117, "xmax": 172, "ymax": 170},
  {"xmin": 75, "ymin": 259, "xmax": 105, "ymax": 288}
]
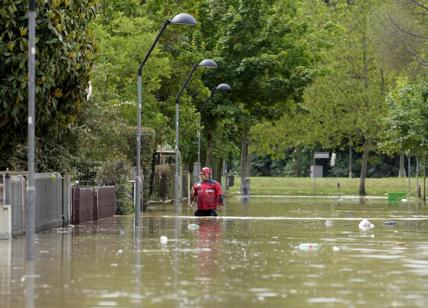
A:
[
  {"xmin": 187, "ymin": 223, "xmax": 200, "ymax": 230},
  {"xmin": 298, "ymin": 243, "xmax": 320, "ymax": 251}
]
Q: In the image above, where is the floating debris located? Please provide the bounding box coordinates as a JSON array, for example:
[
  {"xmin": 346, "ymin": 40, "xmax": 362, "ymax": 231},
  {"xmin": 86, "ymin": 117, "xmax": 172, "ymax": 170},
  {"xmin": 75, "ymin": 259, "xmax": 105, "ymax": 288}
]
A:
[
  {"xmin": 383, "ymin": 220, "xmax": 396, "ymax": 226},
  {"xmin": 358, "ymin": 219, "xmax": 374, "ymax": 230},
  {"xmin": 160, "ymin": 236, "xmax": 168, "ymax": 244},
  {"xmin": 187, "ymin": 223, "xmax": 200, "ymax": 230},
  {"xmin": 325, "ymin": 219, "xmax": 334, "ymax": 227},
  {"xmin": 298, "ymin": 243, "xmax": 320, "ymax": 251}
]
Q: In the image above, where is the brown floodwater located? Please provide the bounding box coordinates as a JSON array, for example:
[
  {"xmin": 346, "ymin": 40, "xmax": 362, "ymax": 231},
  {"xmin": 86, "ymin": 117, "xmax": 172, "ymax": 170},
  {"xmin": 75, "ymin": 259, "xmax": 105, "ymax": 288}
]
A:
[{"xmin": 1, "ymin": 196, "xmax": 428, "ymax": 307}]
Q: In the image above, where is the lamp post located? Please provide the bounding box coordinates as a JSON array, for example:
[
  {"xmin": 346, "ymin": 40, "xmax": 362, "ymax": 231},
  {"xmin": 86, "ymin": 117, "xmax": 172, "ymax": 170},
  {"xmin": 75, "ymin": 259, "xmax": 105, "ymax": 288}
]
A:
[
  {"xmin": 26, "ymin": 0, "xmax": 36, "ymax": 262},
  {"xmin": 174, "ymin": 59, "xmax": 218, "ymax": 212},
  {"xmin": 196, "ymin": 83, "xmax": 231, "ymax": 176},
  {"xmin": 135, "ymin": 13, "xmax": 196, "ymax": 227}
]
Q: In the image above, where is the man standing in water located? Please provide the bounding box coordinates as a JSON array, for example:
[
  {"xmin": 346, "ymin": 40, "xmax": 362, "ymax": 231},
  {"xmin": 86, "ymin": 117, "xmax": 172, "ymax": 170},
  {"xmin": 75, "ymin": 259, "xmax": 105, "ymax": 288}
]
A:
[{"xmin": 191, "ymin": 167, "xmax": 224, "ymax": 216}]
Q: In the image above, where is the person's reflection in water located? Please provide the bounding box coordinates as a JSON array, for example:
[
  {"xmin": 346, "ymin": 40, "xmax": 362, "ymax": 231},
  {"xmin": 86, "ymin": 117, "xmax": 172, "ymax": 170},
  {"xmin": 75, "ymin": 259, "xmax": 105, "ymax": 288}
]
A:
[{"xmin": 196, "ymin": 218, "xmax": 223, "ymax": 286}]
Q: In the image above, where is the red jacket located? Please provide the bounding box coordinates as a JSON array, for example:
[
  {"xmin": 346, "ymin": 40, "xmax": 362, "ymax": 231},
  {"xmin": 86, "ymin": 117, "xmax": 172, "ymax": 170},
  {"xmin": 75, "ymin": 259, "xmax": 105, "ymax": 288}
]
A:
[{"xmin": 192, "ymin": 179, "xmax": 223, "ymax": 210}]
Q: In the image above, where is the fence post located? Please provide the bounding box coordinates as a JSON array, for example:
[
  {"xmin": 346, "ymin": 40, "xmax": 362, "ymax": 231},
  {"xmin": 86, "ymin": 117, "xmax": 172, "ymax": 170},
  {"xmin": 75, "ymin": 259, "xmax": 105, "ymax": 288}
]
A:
[
  {"xmin": 62, "ymin": 175, "xmax": 71, "ymax": 226},
  {"xmin": 4, "ymin": 173, "xmax": 11, "ymax": 205},
  {"xmin": 72, "ymin": 187, "xmax": 80, "ymax": 225},
  {"xmin": 93, "ymin": 187, "xmax": 98, "ymax": 221}
]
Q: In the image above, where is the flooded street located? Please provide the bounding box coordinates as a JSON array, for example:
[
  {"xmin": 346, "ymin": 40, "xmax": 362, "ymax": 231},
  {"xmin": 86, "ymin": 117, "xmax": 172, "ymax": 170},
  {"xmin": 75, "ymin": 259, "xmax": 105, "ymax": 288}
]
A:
[{"xmin": 2, "ymin": 196, "xmax": 428, "ymax": 307}]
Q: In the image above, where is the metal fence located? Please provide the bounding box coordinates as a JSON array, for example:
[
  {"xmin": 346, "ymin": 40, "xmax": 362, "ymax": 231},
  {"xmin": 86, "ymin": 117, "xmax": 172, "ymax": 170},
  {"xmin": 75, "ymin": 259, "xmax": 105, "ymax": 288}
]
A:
[
  {"xmin": 71, "ymin": 187, "xmax": 94, "ymax": 225},
  {"xmin": 35, "ymin": 173, "xmax": 64, "ymax": 231},
  {"xmin": 182, "ymin": 171, "xmax": 190, "ymax": 203},
  {"xmin": 71, "ymin": 186, "xmax": 116, "ymax": 224},
  {"xmin": 9, "ymin": 175, "xmax": 25, "ymax": 236},
  {"xmin": 97, "ymin": 186, "xmax": 116, "ymax": 219},
  {"xmin": 1, "ymin": 172, "xmax": 117, "ymax": 237},
  {"xmin": 1, "ymin": 172, "xmax": 71, "ymax": 237},
  {"xmin": 150, "ymin": 164, "xmax": 191, "ymax": 204}
]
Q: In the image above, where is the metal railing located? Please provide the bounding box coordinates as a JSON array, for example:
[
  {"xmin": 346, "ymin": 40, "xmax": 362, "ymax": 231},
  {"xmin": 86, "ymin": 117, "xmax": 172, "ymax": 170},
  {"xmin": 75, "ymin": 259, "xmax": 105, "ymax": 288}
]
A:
[
  {"xmin": 71, "ymin": 186, "xmax": 117, "ymax": 224},
  {"xmin": 1, "ymin": 172, "xmax": 71, "ymax": 237}
]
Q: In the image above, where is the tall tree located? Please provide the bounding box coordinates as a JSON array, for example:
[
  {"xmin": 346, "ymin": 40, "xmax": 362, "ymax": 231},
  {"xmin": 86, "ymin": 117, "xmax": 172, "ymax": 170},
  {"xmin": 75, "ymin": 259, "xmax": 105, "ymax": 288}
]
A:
[
  {"xmin": 382, "ymin": 78, "xmax": 428, "ymax": 198},
  {"xmin": 304, "ymin": 0, "xmax": 391, "ymax": 195},
  {"xmin": 200, "ymin": 0, "xmax": 317, "ymax": 191},
  {"xmin": 251, "ymin": 0, "xmax": 389, "ymax": 195},
  {"xmin": 381, "ymin": 0, "xmax": 428, "ymax": 69}
]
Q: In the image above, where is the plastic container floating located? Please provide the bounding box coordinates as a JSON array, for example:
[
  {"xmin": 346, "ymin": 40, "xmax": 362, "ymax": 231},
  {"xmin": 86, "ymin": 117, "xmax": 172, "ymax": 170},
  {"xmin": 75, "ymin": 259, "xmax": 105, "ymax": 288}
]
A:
[
  {"xmin": 325, "ymin": 219, "xmax": 334, "ymax": 227},
  {"xmin": 187, "ymin": 223, "xmax": 200, "ymax": 230},
  {"xmin": 359, "ymin": 219, "xmax": 374, "ymax": 230},
  {"xmin": 298, "ymin": 243, "xmax": 320, "ymax": 251},
  {"xmin": 383, "ymin": 220, "xmax": 396, "ymax": 226},
  {"xmin": 160, "ymin": 236, "xmax": 168, "ymax": 244},
  {"xmin": 388, "ymin": 192, "xmax": 407, "ymax": 203}
]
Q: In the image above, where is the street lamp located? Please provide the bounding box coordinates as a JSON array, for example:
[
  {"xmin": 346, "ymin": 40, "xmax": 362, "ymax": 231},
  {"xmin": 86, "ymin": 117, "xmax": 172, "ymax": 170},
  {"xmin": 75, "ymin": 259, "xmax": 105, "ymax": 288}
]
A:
[
  {"xmin": 196, "ymin": 83, "xmax": 231, "ymax": 177},
  {"xmin": 174, "ymin": 59, "xmax": 218, "ymax": 212},
  {"xmin": 26, "ymin": 0, "xmax": 37, "ymax": 262},
  {"xmin": 135, "ymin": 13, "xmax": 196, "ymax": 227}
]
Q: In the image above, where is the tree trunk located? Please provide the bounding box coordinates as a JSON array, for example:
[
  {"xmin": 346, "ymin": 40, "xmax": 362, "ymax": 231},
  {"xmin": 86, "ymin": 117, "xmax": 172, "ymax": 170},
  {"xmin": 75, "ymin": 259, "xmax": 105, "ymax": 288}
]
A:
[
  {"xmin": 348, "ymin": 143, "xmax": 353, "ymax": 178},
  {"xmin": 213, "ymin": 158, "xmax": 222, "ymax": 183},
  {"xmin": 423, "ymin": 153, "xmax": 427, "ymax": 201},
  {"xmin": 399, "ymin": 152, "xmax": 406, "ymax": 177},
  {"xmin": 240, "ymin": 123, "xmax": 251, "ymax": 196},
  {"xmin": 359, "ymin": 142, "xmax": 370, "ymax": 196},
  {"xmin": 149, "ymin": 151, "xmax": 157, "ymax": 197},
  {"xmin": 206, "ymin": 130, "xmax": 213, "ymax": 167}
]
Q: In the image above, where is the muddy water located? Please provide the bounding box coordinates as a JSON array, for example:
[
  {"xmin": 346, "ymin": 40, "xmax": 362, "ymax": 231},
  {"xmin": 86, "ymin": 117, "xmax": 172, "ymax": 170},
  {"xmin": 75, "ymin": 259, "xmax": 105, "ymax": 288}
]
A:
[{"xmin": 1, "ymin": 197, "xmax": 428, "ymax": 307}]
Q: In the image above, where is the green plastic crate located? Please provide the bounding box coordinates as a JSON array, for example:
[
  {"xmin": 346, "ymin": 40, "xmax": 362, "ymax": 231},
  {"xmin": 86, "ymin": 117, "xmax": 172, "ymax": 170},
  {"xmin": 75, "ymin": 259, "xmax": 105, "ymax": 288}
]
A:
[{"xmin": 387, "ymin": 192, "xmax": 407, "ymax": 202}]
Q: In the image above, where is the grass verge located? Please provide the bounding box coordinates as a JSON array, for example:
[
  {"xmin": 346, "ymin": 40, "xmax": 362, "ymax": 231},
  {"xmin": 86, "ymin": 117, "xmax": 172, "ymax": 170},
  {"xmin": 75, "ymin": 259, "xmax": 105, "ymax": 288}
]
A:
[{"xmin": 226, "ymin": 176, "xmax": 418, "ymax": 197}]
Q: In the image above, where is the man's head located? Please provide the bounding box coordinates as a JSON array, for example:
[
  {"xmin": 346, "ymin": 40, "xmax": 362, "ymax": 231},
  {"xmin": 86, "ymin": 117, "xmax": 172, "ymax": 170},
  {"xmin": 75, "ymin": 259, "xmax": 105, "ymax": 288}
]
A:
[{"xmin": 200, "ymin": 167, "xmax": 211, "ymax": 181}]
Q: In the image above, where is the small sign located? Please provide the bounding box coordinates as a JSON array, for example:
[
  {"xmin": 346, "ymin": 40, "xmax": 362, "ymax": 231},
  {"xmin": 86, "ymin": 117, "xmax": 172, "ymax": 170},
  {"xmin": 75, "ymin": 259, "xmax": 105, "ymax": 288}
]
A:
[
  {"xmin": 330, "ymin": 153, "xmax": 336, "ymax": 167},
  {"xmin": 314, "ymin": 152, "xmax": 329, "ymax": 159}
]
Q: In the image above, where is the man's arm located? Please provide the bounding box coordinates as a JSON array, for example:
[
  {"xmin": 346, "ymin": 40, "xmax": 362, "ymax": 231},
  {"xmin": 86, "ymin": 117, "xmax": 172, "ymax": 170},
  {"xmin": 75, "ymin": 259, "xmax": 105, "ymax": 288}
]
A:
[
  {"xmin": 215, "ymin": 182, "xmax": 224, "ymax": 207},
  {"xmin": 190, "ymin": 183, "xmax": 199, "ymax": 202}
]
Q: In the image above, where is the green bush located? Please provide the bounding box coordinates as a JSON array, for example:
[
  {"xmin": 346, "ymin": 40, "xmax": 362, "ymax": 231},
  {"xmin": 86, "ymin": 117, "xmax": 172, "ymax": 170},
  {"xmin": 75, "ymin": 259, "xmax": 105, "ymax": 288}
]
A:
[
  {"xmin": 0, "ymin": 0, "xmax": 98, "ymax": 172},
  {"xmin": 96, "ymin": 155, "xmax": 133, "ymax": 215}
]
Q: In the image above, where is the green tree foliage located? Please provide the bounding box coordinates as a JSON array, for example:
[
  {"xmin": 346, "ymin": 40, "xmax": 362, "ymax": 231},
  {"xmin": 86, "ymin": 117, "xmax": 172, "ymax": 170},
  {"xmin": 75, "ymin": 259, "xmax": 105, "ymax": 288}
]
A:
[
  {"xmin": 382, "ymin": 78, "xmax": 428, "ymax": 198},
  {"xmin": 98, "ymin": 0, "xmax": 210, "ymax": 168},
  {"xmin": 95, "ymin": 154, "xmax": 133, "ymax": 214},
  {"xmin": 252, "ymin": 0, "xmax": 390, "ymax": 195},
  {"xmin": 301, "ymin": 0, "xmax": 393, "ymax": 195},
  {"xmin": 195, "ymin": 0, "xmax": 318, "ymax": 186},
  {"xmin": 382, "ymin": 78, "xmax": 428, "ymax": 157},
  {"xmin": 370, "ymin": 0, "xmax": 428, "ymax": 72},
  {"xmin": 0, "ymin": 0, "xmax": 98, "ymax": 172},
  {"xmin": 81, "ymin": 0, "xmax": 206, "ymax": 207}
]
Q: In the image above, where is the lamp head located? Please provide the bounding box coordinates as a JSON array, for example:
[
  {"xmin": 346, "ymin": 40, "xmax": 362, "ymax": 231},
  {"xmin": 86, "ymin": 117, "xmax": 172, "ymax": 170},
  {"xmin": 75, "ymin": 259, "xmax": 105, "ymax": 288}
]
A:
[
  {"xmin": 198, "ymin": 59, "xmax": 217, "ymax": 69},
  {"xmin": 170, "ymin": 13, "xmax": 197, "ymax": 25},
  {"xmin": 216, "ymin": 83, "xmax": 231, "ymax": 92}
]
